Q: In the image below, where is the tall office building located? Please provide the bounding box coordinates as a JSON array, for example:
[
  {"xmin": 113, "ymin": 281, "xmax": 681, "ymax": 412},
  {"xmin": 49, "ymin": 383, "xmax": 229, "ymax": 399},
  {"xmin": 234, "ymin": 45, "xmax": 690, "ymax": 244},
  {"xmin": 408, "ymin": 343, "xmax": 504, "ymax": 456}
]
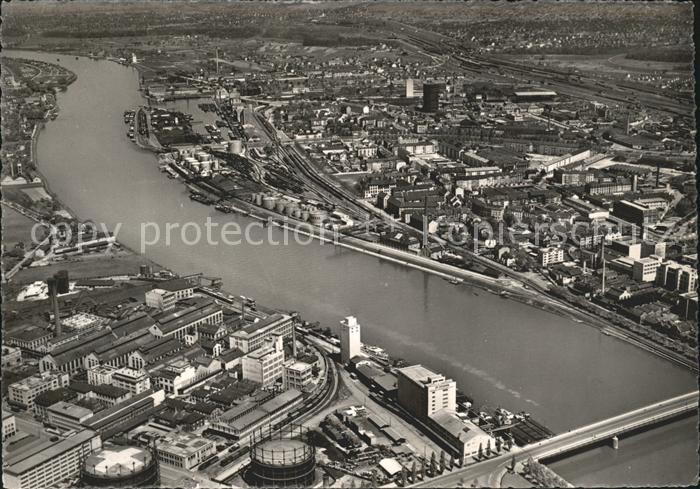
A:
[
  {"xmin": 405, "ymin": 78, "xmax": 414, "ymax": 98},
  {"xmin": 339, "ymin": 316, "xmax": 361, "ymax": 363},
  {"xmin": 422, "ymin": 82, "xmax": 442, "ymax": 112}
]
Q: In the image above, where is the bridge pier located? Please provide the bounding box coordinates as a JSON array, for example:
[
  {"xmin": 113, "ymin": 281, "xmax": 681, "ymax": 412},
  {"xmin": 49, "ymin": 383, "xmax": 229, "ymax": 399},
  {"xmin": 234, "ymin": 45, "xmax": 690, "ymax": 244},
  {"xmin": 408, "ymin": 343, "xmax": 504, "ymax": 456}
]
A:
[{"xmin": 611, "ymin": 435, "xmax": 619, "ymax": 450}]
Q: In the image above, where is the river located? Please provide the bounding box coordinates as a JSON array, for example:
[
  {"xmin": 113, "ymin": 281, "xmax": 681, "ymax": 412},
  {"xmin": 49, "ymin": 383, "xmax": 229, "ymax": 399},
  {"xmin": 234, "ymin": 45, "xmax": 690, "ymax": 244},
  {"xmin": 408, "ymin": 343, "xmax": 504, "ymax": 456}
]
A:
[{"xmin": 5, "ymin": 51, "xmax": 697, "ymax": 486}]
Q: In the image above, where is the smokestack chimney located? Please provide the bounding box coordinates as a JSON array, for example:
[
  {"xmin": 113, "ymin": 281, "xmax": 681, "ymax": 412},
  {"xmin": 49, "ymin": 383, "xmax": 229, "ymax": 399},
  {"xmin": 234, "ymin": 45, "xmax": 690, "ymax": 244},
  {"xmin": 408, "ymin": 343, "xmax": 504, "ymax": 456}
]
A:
[
  {"xmin": 47, "ymin": 277, "xmax": 61, "ymax": 337},
  {"xmin": 600, "ymin": 239, "xmax": 607, "ymax": 295},
  {"xmin": 632, "ymin": 174, "xmax": 638, "ymax": 193},
  {"xmin": 656, "ymin": 164, "xmax": 660, "ymax": 187}
]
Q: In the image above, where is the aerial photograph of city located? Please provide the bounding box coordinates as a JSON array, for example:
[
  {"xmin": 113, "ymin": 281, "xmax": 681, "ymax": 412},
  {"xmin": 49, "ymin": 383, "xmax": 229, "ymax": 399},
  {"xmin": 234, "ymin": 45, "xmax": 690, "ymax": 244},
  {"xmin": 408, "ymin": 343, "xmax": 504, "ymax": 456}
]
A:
[{"xmin": 0, "ymin": 1, "xmax": 697, "ymax": 488}]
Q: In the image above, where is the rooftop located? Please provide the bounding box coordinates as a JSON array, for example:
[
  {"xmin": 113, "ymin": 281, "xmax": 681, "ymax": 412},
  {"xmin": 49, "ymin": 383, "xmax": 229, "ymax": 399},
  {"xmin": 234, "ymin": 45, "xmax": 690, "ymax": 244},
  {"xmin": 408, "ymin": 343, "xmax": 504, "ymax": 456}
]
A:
[
  {"xmin": 397, "ymin": 364, "xmax": 450, "ymax": 385},
  {"xmin": 4, "ymin": 429, "xmax": 100, "ymax": 476},
  {"xmin": 234, "ymin": 313, "xmax": 291, "ymax": 338},
  {"xmin": 47, "ymin": 401, "xmax": 93, "ymax": 420},
  {"xmin": 83, "ymin": 444, "xmax": 153, "ymax": 477},
  {"xmin": 157, "ymin": 432, "xmax": 213, "ymax": 458}
]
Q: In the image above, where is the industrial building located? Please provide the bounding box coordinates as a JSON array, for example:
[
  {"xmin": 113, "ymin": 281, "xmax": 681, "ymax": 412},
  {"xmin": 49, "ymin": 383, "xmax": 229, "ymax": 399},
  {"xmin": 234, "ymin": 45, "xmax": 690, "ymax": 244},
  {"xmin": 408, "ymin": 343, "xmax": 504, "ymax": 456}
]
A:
[
  {"xmin": 613, "ymin": 200, "xmax": 662, "ymax": 227},
  {"xmin": 428, "ymin": 410, "xmax": 493, "ymax": 462},
  {"xmin": 155, "ymin": 432, "xmax": 216, "ymax": 470},
  {"xmin": 397, "ymin": 365, "xmax": 456, "ymax": 420},
  {"xmin": 145, "ymin": 288, "xmax": 177, "ymax": 311},
  {"xmin": 149, "ymin": 299, "xmax": 223, "ymax": 339},
  {"xmin": 284, "ymin": 361, "xmax": 313, "ymax": 392},
  {"xmin": 422, "ymin": 82, "xmax": 443, "ymax": 112},
  {"xmin": 210, "ymin": 389, "xmax": 304, "ymax": 439},
  {"xmin": 339, "ymin": 315, "xmax": 361, "ymax": 364},
  {"xmin": 632, "ymin": 257, "xmax": 662, "ymax": 283},
  {"xmin": 229, "ymin": 313, "xmax": 294, "ymax": 353},
  {"xmin": 46, "ymin": 401, "xmax": 94, "ymax": 431},
  {"xmin": 656, "ymin": 261, "xmax": 698, "ymax": 293},
  {"xmin": 8, "ymin": 371, "xmax": 70, "ymax": 410},
  {"xmin": 3, "ymin": 429, "xmax": 102, "ymax": 489},
  {"xmin": 112, "ymin": 367, "xmax": 152, "ymax": 395},
  {"xmin": 242, "ymin": 335, "xmax": 285, "ymax": 386}
]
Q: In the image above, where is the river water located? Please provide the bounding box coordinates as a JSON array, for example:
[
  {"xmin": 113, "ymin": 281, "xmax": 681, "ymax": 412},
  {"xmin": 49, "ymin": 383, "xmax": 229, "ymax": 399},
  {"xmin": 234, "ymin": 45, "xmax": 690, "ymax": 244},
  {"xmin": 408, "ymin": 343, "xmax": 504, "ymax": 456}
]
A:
[{"xmin": 5, "ymin": 51, "xmax": 697, "ymax": 486}]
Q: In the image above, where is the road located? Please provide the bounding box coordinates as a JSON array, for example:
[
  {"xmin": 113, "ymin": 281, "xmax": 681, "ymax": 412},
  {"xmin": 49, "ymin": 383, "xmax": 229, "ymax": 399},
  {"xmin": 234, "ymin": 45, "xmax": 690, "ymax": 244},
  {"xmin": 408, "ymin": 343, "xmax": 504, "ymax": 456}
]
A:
[
  {"xmin": 415, "ymin": 390, "xmax": 698, "ymax": 488},
  {"xmin": 338, "ymin": 368, "xmax": 442, "ymax": 458}
]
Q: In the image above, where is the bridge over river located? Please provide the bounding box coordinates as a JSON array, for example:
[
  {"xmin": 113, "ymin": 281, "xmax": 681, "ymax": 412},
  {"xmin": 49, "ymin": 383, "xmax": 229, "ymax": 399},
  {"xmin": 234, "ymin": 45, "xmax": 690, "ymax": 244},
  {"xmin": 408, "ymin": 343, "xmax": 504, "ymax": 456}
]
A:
[{"xmin": 415, "ymin": 391, "xmax": 699, "ymax": 488}]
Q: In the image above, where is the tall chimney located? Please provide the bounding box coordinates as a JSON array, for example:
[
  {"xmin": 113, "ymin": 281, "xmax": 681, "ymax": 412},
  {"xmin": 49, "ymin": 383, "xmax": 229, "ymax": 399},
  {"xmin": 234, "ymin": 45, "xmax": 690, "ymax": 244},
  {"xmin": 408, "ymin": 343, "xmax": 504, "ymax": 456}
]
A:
[
  {"xmin": 292, "ymin": 312, "xmax": 299, "ymax": 360},
  {"xmin": 656, "ymin": 164, "xmax": 660, "ymax": 187},
  {"xmin": 47, "ymin": 277, "xmax": 61, "ymax": 337}
]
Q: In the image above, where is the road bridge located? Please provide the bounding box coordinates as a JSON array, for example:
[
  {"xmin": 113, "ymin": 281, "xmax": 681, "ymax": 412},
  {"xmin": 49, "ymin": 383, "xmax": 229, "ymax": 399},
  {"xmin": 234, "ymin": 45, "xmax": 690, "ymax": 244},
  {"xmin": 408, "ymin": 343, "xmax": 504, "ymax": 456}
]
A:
[{"xmin": 414, "ymin": 391, "xmax": 698, "ymax": 488}]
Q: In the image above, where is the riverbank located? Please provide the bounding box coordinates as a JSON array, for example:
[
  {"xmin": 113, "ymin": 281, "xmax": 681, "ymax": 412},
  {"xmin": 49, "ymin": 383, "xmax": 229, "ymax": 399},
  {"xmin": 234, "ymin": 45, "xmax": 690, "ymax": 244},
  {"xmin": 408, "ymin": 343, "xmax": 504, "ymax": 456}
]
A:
[
  {"xmin": 194, "ymin": 187, "xmax": 699, "ymax": 373},
  {"xmin": 13, "ymin": 44, "xmax": 696, "ymax": 426}
]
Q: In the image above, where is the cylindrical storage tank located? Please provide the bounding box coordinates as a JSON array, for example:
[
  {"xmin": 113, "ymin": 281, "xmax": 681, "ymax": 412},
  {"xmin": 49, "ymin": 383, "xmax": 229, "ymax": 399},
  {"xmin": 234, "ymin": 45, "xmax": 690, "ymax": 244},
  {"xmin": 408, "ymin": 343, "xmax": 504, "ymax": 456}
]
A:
[
  {"xmin": 309, "ymin": 210, "xmax": 326, "ymax": 226},
  {"xmin": 255, "ymin": 193, "xmax": 263, "ymax": 206},
  {"xmin": 285, "ymin": 203, "xmax": 296, "ymax": 216},
  {"xmin": 301, "ymin": 210, "xmax": 309, "ymax": 222},
  {"xmin": 80, "ymin": 444, "xmax": 159, "ymax": 488},
  {"xmin": 292, "ymin": 208, "xmax": 301, "ymax": 219},
  {"xmin": 249, "ymin": 425, "xmax": 316, "ymax": 488},
  {"xmin": 275, "ymin": 201, "xmax": 286, "ymax": 213},
  {"xmin": 263, "ymin": 196, "xmax": 277, "ymax": 210},
  {"xmin": 200, "ymin": 160, "xmax": 211, "ymax": 172}
]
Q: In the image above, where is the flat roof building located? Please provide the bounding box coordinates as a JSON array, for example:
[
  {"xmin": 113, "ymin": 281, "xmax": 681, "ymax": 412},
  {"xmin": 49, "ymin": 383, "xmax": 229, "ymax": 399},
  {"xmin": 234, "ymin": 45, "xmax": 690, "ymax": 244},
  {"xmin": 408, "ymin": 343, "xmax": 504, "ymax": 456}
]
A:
[
  {"xmin": 47, "ymin": 401, "xmax": 94, "ymax": 432},
  {"xmin": 229, "ymin": 313, "xmax": 294, "ymax": 353},
  {"xmin": 397, "ymin": 365, "xmax": 456, "ymax": 420},
  {"xmin": 4, "ymin": 429, "xmax": 102, "ymax": 489},
  {"xmin": 8, "ymin": 371, "xmax": 71, "ymax": 410},
  {"xmin": 155, "ymin": 432, "xmax": 216, "ymax": 470},
  {"xmin": 242, "ymin": 336, "xmax": 285, "ymax": 387},
  {"xmin": 112, "ymin": 367, "xmax": 151, "ymax": 395}
]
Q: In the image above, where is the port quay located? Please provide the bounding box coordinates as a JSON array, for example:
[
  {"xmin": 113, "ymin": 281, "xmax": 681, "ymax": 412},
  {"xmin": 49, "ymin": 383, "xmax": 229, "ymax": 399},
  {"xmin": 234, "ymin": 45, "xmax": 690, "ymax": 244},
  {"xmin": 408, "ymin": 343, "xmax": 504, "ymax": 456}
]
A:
[{"xmin": 1, "ymin": 5, "xmax": 697, "ymax": 487}]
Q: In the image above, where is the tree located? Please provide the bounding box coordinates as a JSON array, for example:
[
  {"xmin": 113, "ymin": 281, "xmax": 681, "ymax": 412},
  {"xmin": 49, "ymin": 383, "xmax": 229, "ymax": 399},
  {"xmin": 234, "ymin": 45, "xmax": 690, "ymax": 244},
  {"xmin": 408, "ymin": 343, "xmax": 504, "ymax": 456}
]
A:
[
  {"xmin": 486, "ymin": 439, "xmax": 491, "ymax": 456},
  {"xmin": 449, "ymin": 454, "xmax": 455, "ymax": 471},
  {"xmin": 401, "ymin": 466, "xmax": 407, "ymax": 486},
  {"xmin": 478, "ymin": 443, "xmax": 483, "ymax": 460},
  {"xmin": 439, "ymin": 450, "xmax": 446, "ymax": 474},
  {"xmin": 496, "ymin": 437, "xmax": 502, "ymax": 453},
  {"xmin": 510, "ymin": 455, "xmax": 516, "ymax": 472},
  {"xmin": 420, "ymin": 459, "xmax": 426, "ymax": 480},
  {"xmin": 430, "ymin": 452, "xmax": 437, "ymax": 476},
  {"xmin": 411, "ymin": 460, "xmax": 417, "ymax": 482},
  {"xmin": 371, "ymin": 471, "xmax": 378, "ymax": 488}
]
